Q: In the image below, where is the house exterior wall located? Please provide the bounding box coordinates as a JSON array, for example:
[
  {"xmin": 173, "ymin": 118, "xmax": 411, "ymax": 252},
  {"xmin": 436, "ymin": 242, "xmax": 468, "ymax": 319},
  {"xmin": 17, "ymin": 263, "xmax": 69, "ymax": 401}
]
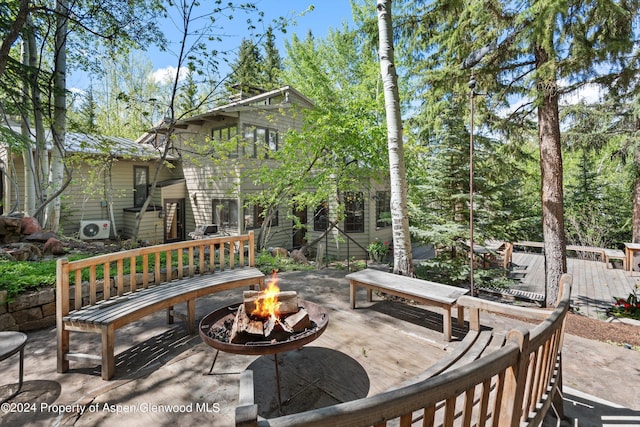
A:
[
  {"xmin": 172, "ymin": 90, "xmax": 392, "ymax": 259},
  {"xmin": 6, "ymin": 154, "xmax": 177, "ymax": 238}
]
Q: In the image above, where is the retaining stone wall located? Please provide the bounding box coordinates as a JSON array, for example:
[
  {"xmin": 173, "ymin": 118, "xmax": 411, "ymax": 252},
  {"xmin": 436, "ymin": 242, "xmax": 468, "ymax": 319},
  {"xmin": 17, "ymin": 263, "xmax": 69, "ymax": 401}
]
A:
[{"xmin": 0, "ymin": 288, "xmax": 56, "ymax": 331}]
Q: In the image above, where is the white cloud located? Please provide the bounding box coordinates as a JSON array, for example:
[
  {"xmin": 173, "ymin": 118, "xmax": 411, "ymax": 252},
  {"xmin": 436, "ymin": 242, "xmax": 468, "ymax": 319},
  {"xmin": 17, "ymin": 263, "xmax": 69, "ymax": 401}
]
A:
[
  {"xmin": 150, "ymin": 66, "xmax": 189, "ymax": 84},
  {"xmin": 560, "ymin": 82, "xmax": 602, "ymax": 106}
]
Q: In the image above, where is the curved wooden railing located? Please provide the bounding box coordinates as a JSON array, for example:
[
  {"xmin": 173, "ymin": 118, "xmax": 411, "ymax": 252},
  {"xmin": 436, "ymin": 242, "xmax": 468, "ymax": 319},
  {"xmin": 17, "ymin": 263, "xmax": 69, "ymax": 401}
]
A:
[{"xmin": 237, "ymin": 274, "xmax": 572, "ymax": 427}]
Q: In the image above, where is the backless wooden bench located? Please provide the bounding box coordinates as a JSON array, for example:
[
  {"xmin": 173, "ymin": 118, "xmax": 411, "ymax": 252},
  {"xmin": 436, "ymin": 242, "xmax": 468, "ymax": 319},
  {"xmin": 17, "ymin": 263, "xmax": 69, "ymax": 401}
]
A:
[
  {"xmin": 345, "ymin": 268, "xmax": 469, "ymax": 341},
  {"xmin": 56, "ymin": 232, "xmax": 264, "ymax": 380}
]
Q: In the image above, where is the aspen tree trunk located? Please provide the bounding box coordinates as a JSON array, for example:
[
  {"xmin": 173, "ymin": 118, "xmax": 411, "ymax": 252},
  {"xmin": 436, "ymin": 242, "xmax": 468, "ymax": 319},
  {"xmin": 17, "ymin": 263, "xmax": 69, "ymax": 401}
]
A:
[
  {"xmin": 21, "ymin": 38, "xmax": 36, "ymax": 215},
  {"xmin": 377, "ymin": 0, "xmax": 414, "ymax": 276},
  {"xmin": 47, "ymin": 0, "xmax": 68, "ymax": 231},
  {"xmin": 535, "ymin": 46, "xmax": 567, "ymax": 307}
]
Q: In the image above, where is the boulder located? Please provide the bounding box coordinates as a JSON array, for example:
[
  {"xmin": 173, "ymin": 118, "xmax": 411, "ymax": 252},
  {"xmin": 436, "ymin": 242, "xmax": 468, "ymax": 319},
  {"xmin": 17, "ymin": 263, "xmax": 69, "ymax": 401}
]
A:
[
  {"xmin": 21, "ymin": 216, "xmax": 42, "ymax": 235},
  {"xmin": 290, "ymin": 249, "xmax": 309, "ymax": 264},
  {"xmin": 268, "ymin": 247, "xmax": 290, "ymax": 257},
  {"xmin": 43, "ymin": 237, "xmax": 65, "ymax": 255},
  {"xmin": 26, "ymin": 231, "xmax": 57, "ymax": 243},
  {"xmin": 0, "ymin": 216, "xmax": 22, "ymax": 240}
]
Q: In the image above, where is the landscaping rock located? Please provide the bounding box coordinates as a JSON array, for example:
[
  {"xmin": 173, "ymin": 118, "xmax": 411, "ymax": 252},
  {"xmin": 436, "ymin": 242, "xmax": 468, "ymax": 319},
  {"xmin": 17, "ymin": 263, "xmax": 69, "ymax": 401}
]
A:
[
  {"xmin": 21, "ymin": 216, "xmax": 42, "ymax": 235},
  {"xmin": 26, "ymin": 230, "xmax": 58, "ymax": 242},
  {"xmin": 43, "ymin": 237, "xmax": 65, "ymax": 255}
]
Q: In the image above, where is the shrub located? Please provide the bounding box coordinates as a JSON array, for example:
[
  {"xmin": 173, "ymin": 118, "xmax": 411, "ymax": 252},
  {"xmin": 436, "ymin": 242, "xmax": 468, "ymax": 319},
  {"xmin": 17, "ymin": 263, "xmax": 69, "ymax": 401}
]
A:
[{"xmin": 610, "ymin": 285, "xmax": 640, "ymax": 321}]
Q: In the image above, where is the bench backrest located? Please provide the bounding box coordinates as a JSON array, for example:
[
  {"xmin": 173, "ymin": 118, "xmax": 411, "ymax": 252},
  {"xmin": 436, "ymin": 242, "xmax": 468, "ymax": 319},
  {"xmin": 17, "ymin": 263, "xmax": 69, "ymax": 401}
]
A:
[
  {"xmin": 239, "ymin": 274, "xmax": 572, "ymax": 427},
  {"xmin": 57, "ymin": 232, "xmax": 256, "ymax": 316}
]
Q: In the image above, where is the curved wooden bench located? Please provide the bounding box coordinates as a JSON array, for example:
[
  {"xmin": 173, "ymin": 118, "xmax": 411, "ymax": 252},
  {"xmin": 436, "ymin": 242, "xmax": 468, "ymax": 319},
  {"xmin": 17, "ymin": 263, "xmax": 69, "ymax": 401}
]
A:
[
  {"xmin": 236, "ymin": 274, "xmax": 572, "ymax": 427},
  {"xmin": 56, "ymin": 232, "xmax": 264, "ymax": 380}
]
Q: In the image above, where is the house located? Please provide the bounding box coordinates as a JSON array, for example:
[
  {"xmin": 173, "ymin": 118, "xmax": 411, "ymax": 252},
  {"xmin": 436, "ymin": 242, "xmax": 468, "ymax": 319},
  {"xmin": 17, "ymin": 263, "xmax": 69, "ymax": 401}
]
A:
[
  {"xmin": 1, "ymin": 86, "xmax": 393, "ymax": 259},
  {"xmin": 0, "ymin": 125, "xmax": 181, "ymax": 243}
]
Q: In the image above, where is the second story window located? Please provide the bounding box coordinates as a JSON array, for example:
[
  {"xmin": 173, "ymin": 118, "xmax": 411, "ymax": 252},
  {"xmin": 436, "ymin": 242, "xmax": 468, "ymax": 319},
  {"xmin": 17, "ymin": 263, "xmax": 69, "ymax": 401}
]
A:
[
  {"xmin": 243, "ymin": 124, "xmax": 278, "ymax": 158},
  {"xmin": 133, "ymin": 166, "xmax": 148, "ymax": 208},
  {"xmin": 211, "ymin": 125, "xmax": 238, "ymax": 157}
]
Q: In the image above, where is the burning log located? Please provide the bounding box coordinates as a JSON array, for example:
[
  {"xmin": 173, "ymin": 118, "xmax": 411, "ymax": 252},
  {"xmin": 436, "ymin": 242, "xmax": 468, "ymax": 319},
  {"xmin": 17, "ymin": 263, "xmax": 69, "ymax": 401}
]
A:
[
  {"xmin": 243, "ymin": 290, "xmax": 299, "ymax": 316},
  {"xmin": 284, "ymin": 308, "xmax": 311, "ymax": 332},
  {"xmin": 230, "ymin": 304, "xmax": 265, "ymax": 343}
]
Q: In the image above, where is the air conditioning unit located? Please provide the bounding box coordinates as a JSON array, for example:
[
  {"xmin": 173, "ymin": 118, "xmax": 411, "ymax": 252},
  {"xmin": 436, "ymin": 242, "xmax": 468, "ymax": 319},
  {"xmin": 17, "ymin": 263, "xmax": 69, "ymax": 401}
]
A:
[{"xmin": 79, "ymin": 220, "xmax": 111, "ymax": 240}]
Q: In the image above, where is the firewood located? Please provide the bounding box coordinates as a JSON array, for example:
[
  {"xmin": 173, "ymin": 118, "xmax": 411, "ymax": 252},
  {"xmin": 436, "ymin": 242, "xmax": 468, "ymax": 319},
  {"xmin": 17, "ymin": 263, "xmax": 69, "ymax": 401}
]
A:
[
  {"xmin": 229, "ymin": 304, "xmax": 264, "ymax": 343},
  {"xmin": 284, "ymin": 308, "xmax": 311, "ymax": 332},
  {"xmin": 243, "ymin": 290, "xmax": 299, "ymax": 316}
]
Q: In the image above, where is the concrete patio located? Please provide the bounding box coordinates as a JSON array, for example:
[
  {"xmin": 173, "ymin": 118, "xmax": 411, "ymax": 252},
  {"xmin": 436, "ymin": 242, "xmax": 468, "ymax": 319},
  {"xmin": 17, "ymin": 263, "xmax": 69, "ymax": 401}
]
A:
[{"xmin": 0, "ymin": 266, "xmax": 639, "ymax": 426}]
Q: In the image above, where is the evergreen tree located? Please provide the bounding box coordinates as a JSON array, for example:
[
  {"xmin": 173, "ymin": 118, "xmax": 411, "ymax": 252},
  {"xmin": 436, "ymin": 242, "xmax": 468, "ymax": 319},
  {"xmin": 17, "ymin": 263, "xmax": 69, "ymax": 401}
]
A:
[
  {"xmin": 262, "ymin": 26, "xmax": 282, "ymax": 89},
  {"xmin": 226, "ymin": 38, "xmax": 263, "ymax": 92},
  {"xmin": 393, "ymin": 0, "xmax": 640, "ymax": 306}
]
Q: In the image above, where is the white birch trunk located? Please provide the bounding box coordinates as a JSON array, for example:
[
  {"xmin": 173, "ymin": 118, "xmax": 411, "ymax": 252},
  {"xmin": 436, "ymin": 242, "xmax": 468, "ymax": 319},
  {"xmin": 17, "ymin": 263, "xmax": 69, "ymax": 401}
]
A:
[
  {"xmin": 377, "ymin": 0, "xmax": 413, "ymax": 276},
  {"xmin": 21, "ymin": 38, "xmax": 36, "ymax": 215},
  {"xmin": 47, "ymin": 0, "xmax": 68, "ymax": 231}
]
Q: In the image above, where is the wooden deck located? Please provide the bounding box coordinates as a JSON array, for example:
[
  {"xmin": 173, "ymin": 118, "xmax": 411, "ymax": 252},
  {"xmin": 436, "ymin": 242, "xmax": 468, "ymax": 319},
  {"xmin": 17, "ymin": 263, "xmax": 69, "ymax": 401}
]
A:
[{"xmin": 509, "ymin": 252, "xmax": 636, "ymax": 319}]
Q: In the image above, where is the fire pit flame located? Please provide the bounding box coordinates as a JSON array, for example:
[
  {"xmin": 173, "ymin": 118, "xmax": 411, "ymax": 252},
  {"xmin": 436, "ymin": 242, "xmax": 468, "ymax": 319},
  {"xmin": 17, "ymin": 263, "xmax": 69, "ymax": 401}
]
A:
[{"xmin": 252, "ymin": 272, "xmax": 281, "ymax": 319}]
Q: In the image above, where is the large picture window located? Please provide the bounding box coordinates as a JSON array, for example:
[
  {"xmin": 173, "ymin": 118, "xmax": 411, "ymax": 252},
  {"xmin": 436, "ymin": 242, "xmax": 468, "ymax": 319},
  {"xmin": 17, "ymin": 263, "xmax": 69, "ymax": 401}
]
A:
[
  {"xmin": 133, "ymin": 166, "xmax": 148, "ymax": 208},
  {"xmin": 375, "ymin": 191, "xmax": 391, "ymax": 228},
  {"xmin": 344, "ymin": 192, "xmax": 364, "ymax": 233},
  {"xmin": 212, "ymin": 199, "xmax": 238, "ymax": 229}
]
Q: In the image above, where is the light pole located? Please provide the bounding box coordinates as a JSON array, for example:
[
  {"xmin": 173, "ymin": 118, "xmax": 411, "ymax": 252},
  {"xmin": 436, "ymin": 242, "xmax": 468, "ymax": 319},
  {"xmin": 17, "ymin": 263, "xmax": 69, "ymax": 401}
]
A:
[
  {"xmin": 468, "ymin": 73, "xmax": 476, "ymax": 296},
  {"xmin": 461, "ymin": 42, "xmax": 495, "ymax": 296}
]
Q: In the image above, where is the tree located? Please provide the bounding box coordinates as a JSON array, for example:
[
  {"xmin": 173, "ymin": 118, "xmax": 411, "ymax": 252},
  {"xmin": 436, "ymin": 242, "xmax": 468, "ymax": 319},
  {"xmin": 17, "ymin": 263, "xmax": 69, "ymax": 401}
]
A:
[
  {"xmin": 377, "ymin": 0, "xmax": 413, "ymax": 276},
  {"xmin": 262, "ymin": 26, "xmax": 282, "ymax": 89},
  {"xmin": 226, "ymin": 38, "xmax": 263, "ymax": 92},
  {"xmin": 0, "ymin": 0, "xmax": 164, "ymax": 231},
  {"xmin": 394, "ymin": 0, "xmax": 640, "ymax": 306}
]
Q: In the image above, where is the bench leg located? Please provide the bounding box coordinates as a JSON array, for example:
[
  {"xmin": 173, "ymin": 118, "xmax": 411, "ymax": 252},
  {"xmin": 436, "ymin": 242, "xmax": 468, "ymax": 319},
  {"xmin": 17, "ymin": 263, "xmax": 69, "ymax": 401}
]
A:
[
  {"xmin": 57, "ymin": 327, "xmax": 69, "ymax": 373},
  {"xmin": 101, "ymin": 325, "xmax": 115, "ymax": 380},
  {"xmin": 442, "ymin": 307, "xmax": 452, "ymax": 342},
  {"xmin": 187, "ymin": 299, "xmax": 196, "ymax": 334},
  {"xmin": 350, "ymin": 283, "xmax": 357, "ymax": 309},
  {"xmin": 167, "ymin": 305, "xmax": 174, "ymax": 324},
  {"xmin": 457, "ymin": 305, "xmax": 465, "ymax": 328}
]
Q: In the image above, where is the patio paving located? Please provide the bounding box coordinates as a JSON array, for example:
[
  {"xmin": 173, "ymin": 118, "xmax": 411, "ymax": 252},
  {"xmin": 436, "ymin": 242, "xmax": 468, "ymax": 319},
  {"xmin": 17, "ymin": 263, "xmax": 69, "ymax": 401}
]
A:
[{"xmin": 0, "ymin": 267, "xmax": 638, "ymax": 426}]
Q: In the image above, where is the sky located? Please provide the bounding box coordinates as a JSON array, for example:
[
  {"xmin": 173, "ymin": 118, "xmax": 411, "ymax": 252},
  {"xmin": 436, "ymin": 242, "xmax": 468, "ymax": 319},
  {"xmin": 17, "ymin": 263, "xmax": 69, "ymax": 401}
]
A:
[{"xmin": 69, "ymin": 1, "xmax": 356, "ymax": 90}]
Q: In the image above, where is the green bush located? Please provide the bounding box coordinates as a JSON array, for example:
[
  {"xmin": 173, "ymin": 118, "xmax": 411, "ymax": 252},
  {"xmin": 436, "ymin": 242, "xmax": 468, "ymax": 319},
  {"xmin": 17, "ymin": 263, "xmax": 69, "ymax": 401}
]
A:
[{"xmin": 0, "ymin": 259, "xmax": 58, "ymax": 299}]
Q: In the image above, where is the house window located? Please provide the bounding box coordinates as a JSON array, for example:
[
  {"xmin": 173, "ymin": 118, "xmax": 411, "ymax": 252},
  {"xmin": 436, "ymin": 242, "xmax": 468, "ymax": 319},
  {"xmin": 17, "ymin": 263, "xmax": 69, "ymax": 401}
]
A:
[
  {"xmin": 212, "ymin": 199, "xmax": 238, "ymax": 229},
  {"xmin": 243, "ymin": 124, "xmax": 278, "ymax": 158},
  {"xmin": 314, "ymin": 202, "xmax": 329, "ymax": 231},
  {"xmin": 244, "ymin": 204, "xmax": 278, "ymax": 230},
  {"xmin": 211, "ymin": 125, "xmax": 238, "ymax": 157},
  {"xmin": 344, "ymin": 192, "xmax": 364, "ymax": 233},
  {"xmin": 375, "ymin": 191, "xmax": 391, "ymax": 228},
  {"xmin": 133, "ymin": 166, "xmax": 148, "ymax": 208}
]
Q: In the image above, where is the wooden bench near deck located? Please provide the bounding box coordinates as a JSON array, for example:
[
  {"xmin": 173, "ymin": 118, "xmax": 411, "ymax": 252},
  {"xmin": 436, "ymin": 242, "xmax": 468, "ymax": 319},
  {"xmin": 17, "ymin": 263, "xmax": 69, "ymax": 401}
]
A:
[
  {"xmin": 514, "ymin": 241, "xmax": 626, "ymax": 268},
  {"xmin": 236, "ymin": 274, "xmax": 573, "ymax": 427},
  {"xmin": 56, "ymin": 232, "xmax": 265, "ymax": 380},
  {"xmin": 345, "ymin": 269, "xmax": 469, "ymax": 341}
]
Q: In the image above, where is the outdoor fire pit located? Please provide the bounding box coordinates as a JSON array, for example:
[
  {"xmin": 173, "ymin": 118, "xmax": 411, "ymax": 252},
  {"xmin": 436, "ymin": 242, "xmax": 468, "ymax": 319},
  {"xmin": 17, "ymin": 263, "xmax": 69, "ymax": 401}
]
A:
[
  {"xmin": 199, "ymin": 299, "xmax": 329, "ymax": 355},
  {"xmin": 199, "ymin": 279, "xmax": 329, "ymax": 410}
]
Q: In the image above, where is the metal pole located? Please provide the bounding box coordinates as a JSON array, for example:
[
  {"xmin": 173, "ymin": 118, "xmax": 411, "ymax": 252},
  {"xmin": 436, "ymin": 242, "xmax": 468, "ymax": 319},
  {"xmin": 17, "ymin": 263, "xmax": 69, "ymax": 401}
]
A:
[{"xmin": 469, "ymin": 74, "xmax": 476, "ymax": 296}]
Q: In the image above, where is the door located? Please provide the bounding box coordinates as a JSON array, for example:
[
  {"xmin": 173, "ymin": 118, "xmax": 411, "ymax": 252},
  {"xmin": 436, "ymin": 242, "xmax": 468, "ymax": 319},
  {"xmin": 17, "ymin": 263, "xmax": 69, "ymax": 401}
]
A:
[
  {"xmin": 292, "ymin": 205, "xmax": 307, "ymax": 249},
  {"xmin": 164, "ymin": 198, "xmax": 185, "ymax": 242}
]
